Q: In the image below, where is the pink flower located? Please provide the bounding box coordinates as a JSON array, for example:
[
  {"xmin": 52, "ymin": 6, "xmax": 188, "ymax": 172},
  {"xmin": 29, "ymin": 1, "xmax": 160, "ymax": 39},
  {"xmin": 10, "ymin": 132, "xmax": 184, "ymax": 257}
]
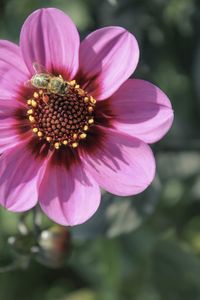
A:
[{"xmin": 0, "ymin": 8, "xmax": 173, "ymax": 226}]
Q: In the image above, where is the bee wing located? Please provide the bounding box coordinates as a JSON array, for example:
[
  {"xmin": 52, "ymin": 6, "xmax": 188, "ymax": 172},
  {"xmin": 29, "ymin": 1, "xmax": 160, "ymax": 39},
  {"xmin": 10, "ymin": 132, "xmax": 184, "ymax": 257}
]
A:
[
  {"xmin": 24, "ymin": 79, "xmax": 33, "ymax": 88},
  {"xmin": 33, "ymin": 62, "xmax": 53, "ymax": 75},
  {"xmin": 33, "ymin": 62, "xmax": 47, "ymax": 74}
]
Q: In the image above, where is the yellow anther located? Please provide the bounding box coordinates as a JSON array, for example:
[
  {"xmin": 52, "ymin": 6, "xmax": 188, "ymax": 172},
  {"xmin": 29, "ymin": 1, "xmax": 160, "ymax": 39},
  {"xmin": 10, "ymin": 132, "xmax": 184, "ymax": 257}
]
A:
[
  {"xmin": 78, "ymin": 89, "xmax": 85, "ymax": 96},
  {"xmin": 37, "ymin": 131, "xmax": 43, "ymax": 137},
  {"xmin": 29, "ymin": 115, "xmax": 35, "ymax": 123},
  {"xmin": 88, "ymin": 118, "xmax": 94, "ymax": 124},
  {"xmin": 90, "ymin": 96, "xmax": 96, "ymax": 104},
  {"xmin": 69, "ymin": 80, "xmax": 76, "ymax": 86},
  {"xmin": 63, "ymin": 140, "xmax": 68, "ymax": 145},
  {"xmin": 39, "ymin": 90, "xmax": 43, "ymax": 95},
  {"xmin": 88, "ymin": 106, "xmax": 93, "ymax": 113},
  {"xmin": 73, "ymin": 133, "xmax": 78, "ymax": 140},
  {"xmin": 32, "ymin": 128, "xmax": 38, "ymax": 133},
  {"xmin": 27, "ymin": 109, "xmax": 34, "ymax": 115},
  {"xmin": 33, "ymin": 92, "xmax": 39, "ymax": 99},
  {"xmin": 72, "ymin": 142, "xmax": 78, "ymax": 148},
  {"xmin": 46, "ymin": 137, "xmax": 52, "ymax": 142},
  {"xmin": 83, "ymin": 125, "xmax": 89, "ymax": 131},
  {"xmin": 54, "ymin": 142, "xmax": 60, "ymax": 149},
  {"xmin": 27, "ymin": 99, "xmax": 32, "ymax": 105},
  {"xmin": 84, "ymin": 97, "xmax": 89, "ymax": 103},
  {"xmin": 80, "ymin": 133, "xmax": 87, "ymax": 139},
  {"xmin": 31, "ymin": 99, "xmax": 37, "ymax": 107},
  {"xmin": 75, "ymin": 84, "xmax": 80, "ymax": 89}
]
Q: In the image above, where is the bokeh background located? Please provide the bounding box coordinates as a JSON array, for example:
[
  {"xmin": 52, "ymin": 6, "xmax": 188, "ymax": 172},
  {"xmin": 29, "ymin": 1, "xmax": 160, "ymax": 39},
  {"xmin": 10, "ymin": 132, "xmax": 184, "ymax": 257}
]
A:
[{"xmin": 0, "ymin": 0, "xmax": 200, "ymax": 299}]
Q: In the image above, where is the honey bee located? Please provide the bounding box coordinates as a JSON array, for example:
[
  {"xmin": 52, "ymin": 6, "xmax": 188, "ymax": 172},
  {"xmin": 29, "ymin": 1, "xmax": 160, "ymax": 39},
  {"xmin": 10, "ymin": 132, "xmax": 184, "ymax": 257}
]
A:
[{"xmin": 25, "ymin": 63, "xmax": 69, "ymax": 95}]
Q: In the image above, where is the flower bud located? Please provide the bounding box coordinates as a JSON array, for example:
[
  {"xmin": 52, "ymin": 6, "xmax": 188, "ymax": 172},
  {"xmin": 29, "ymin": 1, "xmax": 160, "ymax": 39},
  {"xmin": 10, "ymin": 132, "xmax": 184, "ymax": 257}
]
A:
[{"xmin": 35, "ymin": 225, "xmax": 71, "ymax": 268}]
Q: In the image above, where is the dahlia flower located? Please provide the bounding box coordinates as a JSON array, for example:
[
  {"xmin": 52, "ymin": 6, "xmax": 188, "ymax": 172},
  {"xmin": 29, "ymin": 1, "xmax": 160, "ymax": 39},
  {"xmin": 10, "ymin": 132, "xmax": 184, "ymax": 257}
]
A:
[{"xmin": 0, "ymin": 8, "xmax": 173, "ymax": 226}]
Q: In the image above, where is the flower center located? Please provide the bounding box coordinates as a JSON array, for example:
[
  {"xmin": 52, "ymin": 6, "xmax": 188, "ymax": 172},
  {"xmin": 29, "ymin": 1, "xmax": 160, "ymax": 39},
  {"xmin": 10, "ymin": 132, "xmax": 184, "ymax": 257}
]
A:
[{"xmin": 26, "ymin": 80, "xmax": 96, "ymax": 149}]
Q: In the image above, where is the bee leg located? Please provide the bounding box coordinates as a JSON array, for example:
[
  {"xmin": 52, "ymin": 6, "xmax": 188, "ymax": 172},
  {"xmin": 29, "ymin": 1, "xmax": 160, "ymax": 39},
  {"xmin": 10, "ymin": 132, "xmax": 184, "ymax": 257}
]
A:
[
  {"xmin": 43, "ymin": 94, "xmax": 49, "ymax": 105},
  {"xmin": 64, "ymin": 85, "xmax": 69, "ymax": 93}
]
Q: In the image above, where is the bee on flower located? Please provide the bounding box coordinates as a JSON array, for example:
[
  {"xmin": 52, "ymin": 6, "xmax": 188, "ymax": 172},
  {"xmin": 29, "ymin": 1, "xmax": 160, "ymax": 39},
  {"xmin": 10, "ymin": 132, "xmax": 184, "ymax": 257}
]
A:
[{"xmin": 26, "ymin": 62, "xmax": 69, "ymax": 96}]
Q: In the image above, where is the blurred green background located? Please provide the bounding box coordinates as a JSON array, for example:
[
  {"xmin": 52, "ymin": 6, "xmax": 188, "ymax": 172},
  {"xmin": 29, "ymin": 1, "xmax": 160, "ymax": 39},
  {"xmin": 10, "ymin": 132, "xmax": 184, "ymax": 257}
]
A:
[{"xmin": 1, "ymin": 0, "xmax": 200, "ymax": 299}]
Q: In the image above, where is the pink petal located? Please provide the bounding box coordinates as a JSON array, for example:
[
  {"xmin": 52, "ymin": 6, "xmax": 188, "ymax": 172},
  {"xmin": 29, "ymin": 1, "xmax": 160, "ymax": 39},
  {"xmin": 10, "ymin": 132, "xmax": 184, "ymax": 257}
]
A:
[
  {"xmin": 0, "ymin": 99, "xmax": 29, "ymax": 153},
  {"xmin": 0, "ymin": 97, "xmax": 25, "ymax": 120},
  {"xmin": 0, "ymin": 117, "xmax": 30, "ymax": 153},
  {"xmin": 20, "ymin": 8, "xmax": 80, "ymax": 79},
  {"xmin": 109, "ymin": 79, "xmax": 174, "ymax": 143},
  {"xmin": 79, "ymin": 26, "xmax": 139, "ymax": 100},
  {"xmin": 0, "ymin": 142, "xmax": 47, "ymax": 212},
  {"xmin": 81, "ymin": 127, "xmax": 155, "ymax": 196},
  {"xmin": 0, "ymin": 121, "xmax": 23, "ymax": 153},
  {"xmin": 0, "ymin": 137, "xmax": 22, "ymax": 154},
  {"xmin": 39, "ymin": 160, "xmax": 101, "ymax": 226},
  {"xmin": 0, "ymin": 83, "xmax": 27, "ymax": 119},
  {"xmin": 0, "ymin": 40, "xmax": 29, "ymax": 97}
]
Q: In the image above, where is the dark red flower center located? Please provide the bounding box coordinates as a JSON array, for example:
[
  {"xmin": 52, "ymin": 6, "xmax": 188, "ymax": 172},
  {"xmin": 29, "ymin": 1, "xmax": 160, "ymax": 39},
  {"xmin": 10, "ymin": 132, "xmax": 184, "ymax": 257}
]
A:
[{"xmin": 26, "ymin": 80, "xmax": 96, "ymax": 149}]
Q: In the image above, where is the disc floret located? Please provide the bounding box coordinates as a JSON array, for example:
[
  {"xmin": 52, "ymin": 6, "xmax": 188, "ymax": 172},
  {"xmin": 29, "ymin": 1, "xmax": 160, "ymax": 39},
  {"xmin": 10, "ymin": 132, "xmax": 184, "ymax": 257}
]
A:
[{"xmin": 27, "ymin": 80, "xmax": 96, "ymax": 149}]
